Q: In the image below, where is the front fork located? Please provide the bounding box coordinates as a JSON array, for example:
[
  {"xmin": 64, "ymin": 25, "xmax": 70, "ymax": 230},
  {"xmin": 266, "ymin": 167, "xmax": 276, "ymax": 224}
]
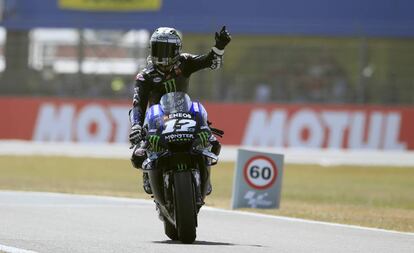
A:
[
  {"xmin": 163, "ymin": 169, "xmax": 205, "ymax": 212},
  {"xmin": 191, "ymin": 170, "xmax": 204, "ymax": 208}
]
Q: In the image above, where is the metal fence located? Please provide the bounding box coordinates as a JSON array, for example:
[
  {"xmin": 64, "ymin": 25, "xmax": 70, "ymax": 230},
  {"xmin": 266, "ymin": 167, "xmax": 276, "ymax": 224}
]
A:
[{"xmin": 1, "ymin": 28, "xmax": 413, "ymax": 104}]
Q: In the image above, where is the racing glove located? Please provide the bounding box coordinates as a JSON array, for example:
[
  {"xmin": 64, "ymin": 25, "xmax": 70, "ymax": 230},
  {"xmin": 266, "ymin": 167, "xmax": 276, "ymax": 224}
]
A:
[
  {"xmin": 214, "ymin": 26, "xmax": 231, "ymax": 50},
  {"xmin": 129, "ymin": 124, "xmax": 143, "ymax": 145}
]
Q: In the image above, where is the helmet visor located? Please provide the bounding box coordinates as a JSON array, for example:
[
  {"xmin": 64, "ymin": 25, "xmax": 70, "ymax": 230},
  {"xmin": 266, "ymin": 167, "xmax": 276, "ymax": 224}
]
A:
[{"xmin": 151, "ymin": 42, "xmax": 178, "ymax": 61}]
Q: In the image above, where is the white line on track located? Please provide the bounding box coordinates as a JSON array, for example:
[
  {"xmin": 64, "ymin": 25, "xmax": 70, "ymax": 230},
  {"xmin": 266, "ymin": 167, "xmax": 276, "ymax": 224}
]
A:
[{"xmin": 0, "ymin": 244, "xmax": 39, "ymax": 253}]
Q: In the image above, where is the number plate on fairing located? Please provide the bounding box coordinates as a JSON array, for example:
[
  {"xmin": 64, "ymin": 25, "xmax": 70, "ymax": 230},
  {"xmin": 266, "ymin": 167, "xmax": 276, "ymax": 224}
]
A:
[{"xmin": 162, "ymin": 117, "xmax": 197, "ymax": 142}]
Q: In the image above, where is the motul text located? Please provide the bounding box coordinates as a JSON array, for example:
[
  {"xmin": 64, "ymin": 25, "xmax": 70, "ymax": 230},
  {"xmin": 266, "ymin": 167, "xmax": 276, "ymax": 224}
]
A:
[
  {"xmin": 242, "ymin": 109, "xmax": 406, "ymax": 150},
  {"xmin": 1, "ymin": 98, "xmax": 413, "ymax": 150}
]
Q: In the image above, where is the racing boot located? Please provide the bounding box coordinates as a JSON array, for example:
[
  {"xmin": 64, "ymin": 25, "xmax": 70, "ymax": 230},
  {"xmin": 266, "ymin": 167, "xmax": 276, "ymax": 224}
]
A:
[
  {"xmin": 205, "ymin": 167, "xmax": 212, "ymax": 196},
  {"xmin": 130, "ymin": 142, "xmax": 147, "ymax": 169},
  {"xmin": 155, "ymin": 202, "xmax": 164, "ymax": 221},
  {"xmin": 131, "ymin": 143, "xmax": 152, "ymax": 194},
  {"xmin": 142, "ymin": 172, "xmax": 152, "ymax": 195},
  {"xmin": 206, "ymin": 180, "xmax": 212, "ymax": 196}
]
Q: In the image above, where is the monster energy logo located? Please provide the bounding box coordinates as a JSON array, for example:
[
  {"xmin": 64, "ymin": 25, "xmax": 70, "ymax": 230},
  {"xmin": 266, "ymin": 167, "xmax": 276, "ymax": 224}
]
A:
[
  {"xmin": 177, "ymin": 163, "xmax": 188, "ymax": 171},
  {"xmin": 149, "ymin": 135, "xmax": 162, "ymax": 152},
  {"xmin": 165, "ymin": 133, "xmax": 194, "ymax": 142},
  {"xmin": 164, "ymin": 79, "xmax": 176, "ymax": 93},
  {"xmin": 198, "ymin": 131, "xmax": 210, "ymax": 147}
]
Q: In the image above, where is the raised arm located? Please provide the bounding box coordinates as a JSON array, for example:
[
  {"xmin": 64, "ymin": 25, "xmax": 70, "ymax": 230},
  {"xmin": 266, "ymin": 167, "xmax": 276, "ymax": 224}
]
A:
[{"xmin": 181, "ymin": 26, "xmax": 231, "ymax": 76}]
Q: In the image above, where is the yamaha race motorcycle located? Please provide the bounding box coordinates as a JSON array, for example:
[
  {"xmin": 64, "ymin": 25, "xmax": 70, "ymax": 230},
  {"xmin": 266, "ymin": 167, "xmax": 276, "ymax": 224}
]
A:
[{"xmin": 138, "ymin": 92, "xmax": 222, "ymax": 244}]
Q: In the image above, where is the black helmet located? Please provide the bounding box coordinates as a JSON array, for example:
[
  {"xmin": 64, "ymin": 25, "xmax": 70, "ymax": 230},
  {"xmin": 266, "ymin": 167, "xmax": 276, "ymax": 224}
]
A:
[{"xmin": 149, "ymin": 27, "xmax": 182, "ymax": 72}]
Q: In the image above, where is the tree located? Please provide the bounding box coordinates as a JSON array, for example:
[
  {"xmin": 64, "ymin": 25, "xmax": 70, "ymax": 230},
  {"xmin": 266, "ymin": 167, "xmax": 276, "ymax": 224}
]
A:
[{"xmin": 1, "ymin": 29, "xmax": 30, "ymax": 93}]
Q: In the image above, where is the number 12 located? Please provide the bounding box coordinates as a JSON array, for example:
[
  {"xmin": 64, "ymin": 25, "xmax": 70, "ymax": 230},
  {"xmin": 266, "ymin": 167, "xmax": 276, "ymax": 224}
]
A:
[{"xmin": 162, "ymin": 119, "xmax": 196, "ymax": 134}]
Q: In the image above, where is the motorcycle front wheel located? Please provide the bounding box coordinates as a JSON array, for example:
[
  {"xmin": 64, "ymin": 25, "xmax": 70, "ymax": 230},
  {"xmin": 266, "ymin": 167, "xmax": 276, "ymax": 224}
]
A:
[
  {"xmin": 163, "ymin": 218, "xmax": 178, "ymax": 240},
  {"xmin": 173, "ymin": 170, "xmax": 197, "ymax": 244}
]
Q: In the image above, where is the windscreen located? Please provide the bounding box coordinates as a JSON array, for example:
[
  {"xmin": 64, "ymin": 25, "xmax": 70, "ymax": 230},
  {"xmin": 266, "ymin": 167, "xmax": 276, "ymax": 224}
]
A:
[{"xmin": 160, "ymin": 92, "xmax": 192, "ymax": 114}]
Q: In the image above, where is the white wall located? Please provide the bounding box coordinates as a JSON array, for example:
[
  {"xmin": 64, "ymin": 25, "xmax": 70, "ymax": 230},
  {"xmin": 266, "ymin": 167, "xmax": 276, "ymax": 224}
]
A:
[{"xmin": 1, "ymin": 140, "xmax": 414, "ymax": 167}]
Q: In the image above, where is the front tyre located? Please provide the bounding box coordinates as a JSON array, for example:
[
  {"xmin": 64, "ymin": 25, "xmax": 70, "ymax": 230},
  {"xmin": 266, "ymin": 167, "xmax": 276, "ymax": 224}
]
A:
[
  {"xmin": 164, "ymin": 219, "xmax": 178, "ymax": 240},
  {"xmin": 173, "ymin": 170, "xmax": 197, "ymax": 244}
]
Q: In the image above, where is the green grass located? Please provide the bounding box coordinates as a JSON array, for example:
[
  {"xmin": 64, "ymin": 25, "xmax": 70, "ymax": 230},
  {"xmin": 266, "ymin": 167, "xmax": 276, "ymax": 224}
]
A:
[{"xmin": 0, "ymin": 155, "xmax": 413, "ymax": 232}]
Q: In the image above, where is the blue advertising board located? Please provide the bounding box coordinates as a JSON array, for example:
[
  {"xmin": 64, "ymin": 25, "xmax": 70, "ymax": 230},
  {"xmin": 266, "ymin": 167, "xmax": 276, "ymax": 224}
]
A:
[{"xmin": 1, "ymin": 0, "xmax": 414, "ymax": 37}]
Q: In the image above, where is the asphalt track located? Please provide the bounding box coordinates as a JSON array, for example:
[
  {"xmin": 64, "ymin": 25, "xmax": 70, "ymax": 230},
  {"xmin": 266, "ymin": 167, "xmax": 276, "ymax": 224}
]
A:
[{"xmin": 0, "ymin": 191, "xmax": 413, "ymax": 253}]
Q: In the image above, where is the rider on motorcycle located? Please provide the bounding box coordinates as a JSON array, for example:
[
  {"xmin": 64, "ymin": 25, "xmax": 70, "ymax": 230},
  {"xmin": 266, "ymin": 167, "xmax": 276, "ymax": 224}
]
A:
[{"xmin": 129, "ymin": 26, "xmax": 231, "ymax": 194}]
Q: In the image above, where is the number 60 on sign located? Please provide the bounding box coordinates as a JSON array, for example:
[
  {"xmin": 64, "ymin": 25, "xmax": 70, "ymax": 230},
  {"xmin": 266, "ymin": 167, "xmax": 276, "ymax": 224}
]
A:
[
  {"xmin": 231, "ymin": 149, "xmax": 284, "ymax": 209},
  {"xmin": 243, "ymin": 156, "xmax": 278, "ymax": 190}
]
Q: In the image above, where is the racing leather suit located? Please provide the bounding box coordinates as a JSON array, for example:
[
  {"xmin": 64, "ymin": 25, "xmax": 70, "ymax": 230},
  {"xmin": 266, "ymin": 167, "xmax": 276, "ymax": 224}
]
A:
[
  {"xmin": 130, "ymin": 49, "xmax": 224, "ymax": 195},
  {"xmin": 130, "ymin": 48, "xmax": 224, "ymax": 127}
]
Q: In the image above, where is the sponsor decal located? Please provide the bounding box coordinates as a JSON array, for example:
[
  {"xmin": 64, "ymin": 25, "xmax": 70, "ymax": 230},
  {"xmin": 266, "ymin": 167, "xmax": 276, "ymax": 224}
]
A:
[
  {"xmin": 153, "ymin": 77, "xmax": 162, "ymax": 83},
  {"xmin": 168, "ymin": 112, "xmax": 192, "ymax": 119},
  {"xmin": 164, "ymin": 133, "xmax": 194, "ymax": 142},
  {"xmin": 32, "ymin": 103, "xmax": 130, "ymax": 143},
  {"xmin": 163, "ymin": 79, "xmax": 176, "ymax": 93},
  {"xmin": 1, "ymin": 98, "xmax": 413, "ymax": 150},
  {"xmin": 148, "ymin": 135, "xmax": 162, "ymax": 152},
  {"xmin": 242, "ymin": 109, "xmax": 407, "ymax": 150},
  {"xmin": 177, "ymin": 163, "xmax": 188, "ymax": 171},
  {"xmin": 197, "ymin": 131, "xmax": 210, "ymax": 146},
  {"xmin": 243, "ymin": 191, "xmax": 273, "ymax": 208},
  {"xmin": 59, "ymin": 0, "xmax": 162, "ymax": 11},
  {"xmin": 33, "ymin": 103, "xmax": 130, "ymax": 143},
  {"xmin": 162, "ymin": 119, "xmax": 196, "ymax": 134}
]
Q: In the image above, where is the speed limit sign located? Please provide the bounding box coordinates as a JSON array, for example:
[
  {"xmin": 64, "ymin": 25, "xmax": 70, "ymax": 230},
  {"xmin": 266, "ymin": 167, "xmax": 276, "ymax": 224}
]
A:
[
  {"xmin": 244, "ymin": 156, "xmax": 278, "ymax": 190},
  {"xmin": 232, "ymin": 149, "xmax": 284, "ymax": 209}
]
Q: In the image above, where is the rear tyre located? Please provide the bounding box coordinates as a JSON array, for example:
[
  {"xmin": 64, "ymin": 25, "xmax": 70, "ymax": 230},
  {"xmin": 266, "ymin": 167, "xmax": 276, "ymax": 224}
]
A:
[
  {"xmin": 163, "ymin": 219, "xmax": 178, "ymax": 240},
  {"xmin": 173, "ymin": 171, "xmax": 197, "ymax": 244}
]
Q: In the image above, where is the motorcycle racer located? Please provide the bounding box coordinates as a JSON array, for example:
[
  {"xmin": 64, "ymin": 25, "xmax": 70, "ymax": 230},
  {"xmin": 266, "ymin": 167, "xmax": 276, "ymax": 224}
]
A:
[{"xmin": 129, "ymin": 26, "xmax": 231, "ymax": 194}]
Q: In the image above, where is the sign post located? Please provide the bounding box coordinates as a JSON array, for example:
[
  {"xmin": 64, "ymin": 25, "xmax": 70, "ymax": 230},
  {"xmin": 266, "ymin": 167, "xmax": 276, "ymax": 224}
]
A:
[{"xmin": 231, "ymin": 149, "xmax": 284, "ymax": 209}]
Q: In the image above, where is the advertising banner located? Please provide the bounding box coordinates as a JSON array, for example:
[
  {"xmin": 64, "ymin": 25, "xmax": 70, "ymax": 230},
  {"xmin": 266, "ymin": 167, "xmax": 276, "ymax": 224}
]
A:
[
  {"xmin": 1, "ymin": 97, "xmax": 414, "ymax": 150},
  {"xmin": 206, "ymin": 103, "xmax": 414, "ymax": 150},
  {"xmin": 58, "ymin": 0, "xmax": 162, "ymax": 11},
  {"xmin": 2, "ymin": 0, "xmax": 414, "ymax": 36}
]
